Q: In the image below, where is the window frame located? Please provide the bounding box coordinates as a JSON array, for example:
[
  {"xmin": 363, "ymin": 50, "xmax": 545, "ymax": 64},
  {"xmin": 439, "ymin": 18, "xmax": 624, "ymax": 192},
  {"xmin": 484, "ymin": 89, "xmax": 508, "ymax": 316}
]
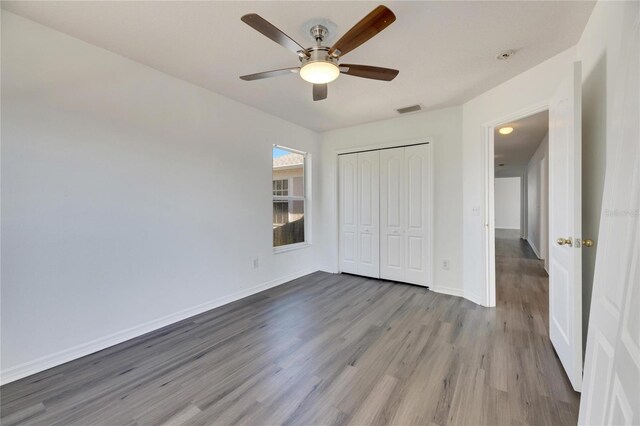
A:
[{"xmin": 272, "ymin": 145, "xmax": 311, "ymax": 253}]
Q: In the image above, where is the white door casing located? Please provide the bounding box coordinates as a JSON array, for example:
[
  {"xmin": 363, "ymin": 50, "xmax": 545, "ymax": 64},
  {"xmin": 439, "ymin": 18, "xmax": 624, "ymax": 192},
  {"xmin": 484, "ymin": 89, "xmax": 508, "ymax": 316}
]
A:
[
  {"xmin": 404, "ymin": 144, "xmax": 431, "ymax": 286},
  {"xmin": 357, "ymin": 150, "xmax": 380, "ymax": 278},
  {"xmin": 548, "ymin": 61, "xmax": 583, "ymax": 392},
  {"xmin": 579, "ymin": 7, "xmax": 639, "ymax": 424},
  {"xmin": 339, "ymin": 153, "xmax": 358, "ymax": 274},
  {"xmin": 380, "ymin": 147, "xmax": 405, "ymax": 282}
]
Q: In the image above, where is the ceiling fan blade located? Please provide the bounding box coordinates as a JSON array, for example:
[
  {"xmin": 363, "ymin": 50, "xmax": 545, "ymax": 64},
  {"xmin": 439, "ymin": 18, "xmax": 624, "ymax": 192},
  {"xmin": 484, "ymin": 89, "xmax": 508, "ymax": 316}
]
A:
[
  {"xmin": 240, "ymin": 67, "xmax": 299, "ymax": 81},
  {"xmin": 313, "ymin": 84, "xmax": 327, "ymax": 101},
  {"xmin": 340, "ymin": 64, "xmax": 399, "ymax": 81},
  {"xmin": 241, "ymin": 14, "xmax": 307, "ymax": 56},
  {"xmin": 328, "ymin": 5, "xmax": 396, "ymax": 57}
]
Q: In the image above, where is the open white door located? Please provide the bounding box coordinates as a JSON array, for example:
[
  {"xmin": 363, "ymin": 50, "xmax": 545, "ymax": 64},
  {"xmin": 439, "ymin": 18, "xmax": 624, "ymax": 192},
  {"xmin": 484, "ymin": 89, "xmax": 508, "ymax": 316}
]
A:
[
  {"xmin": 548, "ymin": 61, "xmax": 582, "ymax": 391},
  {"xmin": 579, "ymin": 9, "xmax": 639, "ymax": 424}
]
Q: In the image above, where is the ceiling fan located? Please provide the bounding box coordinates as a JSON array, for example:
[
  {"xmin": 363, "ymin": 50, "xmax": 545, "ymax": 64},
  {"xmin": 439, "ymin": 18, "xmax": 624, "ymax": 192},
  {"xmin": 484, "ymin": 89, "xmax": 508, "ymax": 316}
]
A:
[{"xmin": 239, "ymin": 5, "xmax": 398, "ymax": 101}]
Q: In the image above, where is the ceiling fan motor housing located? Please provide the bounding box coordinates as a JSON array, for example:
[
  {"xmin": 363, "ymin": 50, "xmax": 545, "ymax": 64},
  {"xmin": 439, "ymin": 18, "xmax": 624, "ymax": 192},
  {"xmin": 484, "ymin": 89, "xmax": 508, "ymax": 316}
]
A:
[{"xmin": 301, "ymin": 46, "xmax": 337, "ymax": 67}]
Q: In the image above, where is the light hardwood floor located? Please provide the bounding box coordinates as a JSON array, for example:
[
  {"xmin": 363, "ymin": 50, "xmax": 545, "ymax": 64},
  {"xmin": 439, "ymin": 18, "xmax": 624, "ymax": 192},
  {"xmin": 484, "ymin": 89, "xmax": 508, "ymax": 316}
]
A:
[{"xmin": 1, "ymin": 231, "xmax": 579, "ymax": 425}]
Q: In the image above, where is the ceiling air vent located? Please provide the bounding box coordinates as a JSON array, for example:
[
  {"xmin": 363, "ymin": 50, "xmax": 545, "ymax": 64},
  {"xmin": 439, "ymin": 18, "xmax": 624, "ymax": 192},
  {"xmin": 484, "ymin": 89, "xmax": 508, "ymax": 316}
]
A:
[{"xmin": 396, "ymin": 104, "xmax": 422, "ymax": 114}]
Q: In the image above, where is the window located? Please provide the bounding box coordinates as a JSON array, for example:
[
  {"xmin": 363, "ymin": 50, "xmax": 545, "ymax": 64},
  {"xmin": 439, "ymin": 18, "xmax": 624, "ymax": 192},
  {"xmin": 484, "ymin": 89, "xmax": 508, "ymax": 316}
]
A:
[
  {"xmin": 272, "ymin": 179, "xmax": 288, "ymax": 196},
  {"xmin": 272, "ymin": 146, "xmax": 307, "ymax": 248}
]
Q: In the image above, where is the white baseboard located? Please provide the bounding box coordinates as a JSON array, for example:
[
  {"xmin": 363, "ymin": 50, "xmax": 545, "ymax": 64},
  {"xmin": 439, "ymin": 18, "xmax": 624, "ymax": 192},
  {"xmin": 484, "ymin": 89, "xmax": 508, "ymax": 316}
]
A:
[
  {"xmin": 430, "ymin": 285, "xmax": 486, "ymax": 306},
  {"xmin": 526, "ymin": 239, "xmax": 542, "ymax": 259},
  {"xmin": 0, "ymin": 269, "xmax": 315, "ymax": 385},
  {"xmin": 430, "ymin": 285, "xmax": 465, "ymax": 298}
]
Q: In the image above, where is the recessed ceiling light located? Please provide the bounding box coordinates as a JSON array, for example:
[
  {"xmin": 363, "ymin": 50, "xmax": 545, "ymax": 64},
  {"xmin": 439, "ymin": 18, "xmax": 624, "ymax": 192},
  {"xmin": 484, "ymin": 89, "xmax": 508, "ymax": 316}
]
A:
[{"xmin": 499, "ymin": 126, "xmax": 514, "ymax": 135}]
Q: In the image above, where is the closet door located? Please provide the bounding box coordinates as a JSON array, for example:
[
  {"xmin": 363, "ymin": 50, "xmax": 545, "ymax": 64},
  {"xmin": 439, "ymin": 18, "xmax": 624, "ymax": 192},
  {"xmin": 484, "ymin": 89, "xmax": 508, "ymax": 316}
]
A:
[
  {"xmin": 380, "ymin": 147, "xmax": 405, "ymax": 282},
  {"xmin": 339, "ymin": 153, "xmax": 358, "ymax": 274},
  {"xmin": 404, "ymin": 144, "xmax": 430, "ymax": 286},
  {"xmin": 357, "ymin": 150, "xmax": 380, "ymax": 278}
]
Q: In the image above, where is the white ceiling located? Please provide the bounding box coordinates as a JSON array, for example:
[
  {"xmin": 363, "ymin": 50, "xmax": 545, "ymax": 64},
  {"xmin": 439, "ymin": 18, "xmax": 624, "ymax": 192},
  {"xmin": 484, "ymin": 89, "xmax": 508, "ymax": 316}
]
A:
[
  {"xmin": 2, "ymin": 1, "xmax": 594, "ymax": 132},
  {"xmin": 494, "ymin": 110, "xmax": 548, "ymax": 167}
]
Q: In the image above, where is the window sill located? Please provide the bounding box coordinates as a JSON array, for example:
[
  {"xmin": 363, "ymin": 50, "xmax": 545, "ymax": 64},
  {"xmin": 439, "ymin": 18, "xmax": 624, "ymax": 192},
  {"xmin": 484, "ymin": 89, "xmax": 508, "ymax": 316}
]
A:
[{"xmin": 273, "ymin": 242, "xmax": 311, "ymax": 254}]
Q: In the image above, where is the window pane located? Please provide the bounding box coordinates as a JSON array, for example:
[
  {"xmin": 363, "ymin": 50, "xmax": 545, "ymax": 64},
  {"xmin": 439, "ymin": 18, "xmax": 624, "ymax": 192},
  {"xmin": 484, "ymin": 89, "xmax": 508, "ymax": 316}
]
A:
[
  {"xmin": 272, "ymin": 201, "xmax": 288, "ymax": 225},
  {"xmin": 272, "ymin": 179, "xmax": 289, "ymax": 196},
  {"xmin": 273, "ymin": 202, "xmax": 304, "ymax": 247},
  {"xmin": 291, "ymin": 176, "xmax": 304, "ymax": 197}
]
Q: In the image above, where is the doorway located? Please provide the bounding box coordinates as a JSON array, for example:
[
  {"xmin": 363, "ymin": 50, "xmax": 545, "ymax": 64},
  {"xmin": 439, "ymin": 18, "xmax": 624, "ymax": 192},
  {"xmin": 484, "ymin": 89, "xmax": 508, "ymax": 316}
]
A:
[
  {"xmin": 483, "ymin": 62, "xmax": 584, "ymax": 392},
  {"xmin": 493, "ymin": 110, "xmax": 550, "ymax": 297},
  {"xmin": 481, "ymin": 105, "xmax": 582, "ymax": 403}
]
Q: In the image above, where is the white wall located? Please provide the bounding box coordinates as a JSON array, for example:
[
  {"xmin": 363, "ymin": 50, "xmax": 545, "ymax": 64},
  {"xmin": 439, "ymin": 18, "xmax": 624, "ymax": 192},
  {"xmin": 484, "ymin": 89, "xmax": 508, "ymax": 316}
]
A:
[
  {"xmin": 318, "ymin": 107, "xmax": 465, "ymax": 300},
  {"xmin": 1, "ymin": 12, "xmax": 322, "ymax": 382},
  {"xmin": 495, "ymin": 164, "xmax": 528, "ymax": 238},
  {"xmin": 494, "ymin": 177, "xmax": 521, "ymax": 230},
  {"xmin": 526, "ymin": 133, "xmax": 549, "ymax": 262},
  {"xmin": 495, "ymin": 164, "xmax": 525, "ymax": 179},
  {"xmin": 462, "ymin": 47, "xmax": 577, "ymax": 305}
]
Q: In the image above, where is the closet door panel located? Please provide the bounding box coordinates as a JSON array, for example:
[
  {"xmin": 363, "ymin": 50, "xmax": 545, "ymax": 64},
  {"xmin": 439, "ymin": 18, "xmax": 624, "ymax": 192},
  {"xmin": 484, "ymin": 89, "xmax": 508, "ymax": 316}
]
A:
[
  {"xmin": 404, "ymin": 144, "xmax": 430, "ymax": 286},
  {"xmin": 357, "ymin": 151, "xmax": 380, "ymax": 277},
  {"xmin": 339, "ymin": 154, "xmax": 358, "ymax": 274},
  {"xmin": 380, "ymin": 147, "xmax": 405, "ymax": 282}
]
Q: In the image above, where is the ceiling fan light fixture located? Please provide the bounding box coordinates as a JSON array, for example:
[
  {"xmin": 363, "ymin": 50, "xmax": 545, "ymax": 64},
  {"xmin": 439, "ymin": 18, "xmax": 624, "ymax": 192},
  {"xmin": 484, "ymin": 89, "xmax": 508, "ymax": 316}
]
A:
[
  {"xmin": 300, "ymin": 61, "xmax": 340, "ymax": 84},
  {"xmin": 499, "ymin": 126, "xmax": 514, "ymax": 135}
]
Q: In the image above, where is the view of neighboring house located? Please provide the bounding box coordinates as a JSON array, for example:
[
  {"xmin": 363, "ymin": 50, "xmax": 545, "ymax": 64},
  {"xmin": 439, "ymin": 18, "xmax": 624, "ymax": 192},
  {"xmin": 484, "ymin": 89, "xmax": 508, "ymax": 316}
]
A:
[{"xmin": 272, "ymin": 150, "xmax": 305, "ymax": 246}]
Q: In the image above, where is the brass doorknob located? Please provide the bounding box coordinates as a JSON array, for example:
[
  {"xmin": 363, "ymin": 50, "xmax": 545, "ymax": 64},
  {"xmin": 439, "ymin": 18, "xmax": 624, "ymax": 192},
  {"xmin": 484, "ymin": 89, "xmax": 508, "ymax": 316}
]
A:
[
  {"xmin": 583, "ymin": 239, "xmax": 595, "ymax": 248},
  {"xmin": 557, "ymin": 237, "xmax": 573, "ymax": 246}
]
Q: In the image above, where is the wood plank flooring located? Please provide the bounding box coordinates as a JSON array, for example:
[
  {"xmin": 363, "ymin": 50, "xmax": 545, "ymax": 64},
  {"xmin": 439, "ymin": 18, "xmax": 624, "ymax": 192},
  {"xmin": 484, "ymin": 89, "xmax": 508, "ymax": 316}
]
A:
[{"xmin": 1, "ymin": 232, "xmax": 579, "ymax": 425}]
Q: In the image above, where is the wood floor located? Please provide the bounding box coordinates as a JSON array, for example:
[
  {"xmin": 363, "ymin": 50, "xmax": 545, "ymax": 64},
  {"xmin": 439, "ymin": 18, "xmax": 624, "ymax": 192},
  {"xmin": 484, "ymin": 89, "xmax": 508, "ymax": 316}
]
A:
[{"xmin": 1, "ymin": 232, "xmax": 579, "ymax": 425}]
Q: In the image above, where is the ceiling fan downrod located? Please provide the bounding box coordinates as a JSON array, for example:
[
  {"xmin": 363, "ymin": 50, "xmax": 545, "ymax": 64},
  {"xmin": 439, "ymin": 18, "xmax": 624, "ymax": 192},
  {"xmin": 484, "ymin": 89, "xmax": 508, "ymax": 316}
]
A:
[{"xmin": 309, "ymin": 24, "xmax": 328, "ymax": 45}]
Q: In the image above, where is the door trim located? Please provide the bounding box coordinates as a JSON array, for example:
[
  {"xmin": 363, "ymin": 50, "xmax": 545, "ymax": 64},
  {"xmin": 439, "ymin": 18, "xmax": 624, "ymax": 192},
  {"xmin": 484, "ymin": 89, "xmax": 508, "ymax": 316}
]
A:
[{"xmin": 334, "ymin": 137, "xmax": 431, "ymax": 156}]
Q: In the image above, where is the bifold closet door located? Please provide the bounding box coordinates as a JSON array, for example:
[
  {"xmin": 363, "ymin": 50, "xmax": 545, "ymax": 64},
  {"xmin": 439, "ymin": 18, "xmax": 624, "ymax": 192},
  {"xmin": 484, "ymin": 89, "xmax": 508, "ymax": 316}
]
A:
[
  {"xmin": 341, "ymin": 144, "xmax": 429, "ymax": 285},
  {"xmin": 380, "ymin": 145, "xmax": 430, "ymax": 286},
  {"xmin": 356, "ymin": 150, "xmax": 380, "ymax": 278},
  {"xmin": 339, "ymin": 153, "xmax": 358, "ymax": 274},
  {"xmin": 380, "ymin": 147, "xmax": 405, "ymax": 282},
  {"xmin": 338, "ymin": 151, "xmax": 380, "ymax": 278},
  {"xmin": 404, "ymin": 144, "xmax": 430, "ymax": 286},
  {"xmin": 339, "ymin": 151, "xmax": 380, "ymax": 278}
]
